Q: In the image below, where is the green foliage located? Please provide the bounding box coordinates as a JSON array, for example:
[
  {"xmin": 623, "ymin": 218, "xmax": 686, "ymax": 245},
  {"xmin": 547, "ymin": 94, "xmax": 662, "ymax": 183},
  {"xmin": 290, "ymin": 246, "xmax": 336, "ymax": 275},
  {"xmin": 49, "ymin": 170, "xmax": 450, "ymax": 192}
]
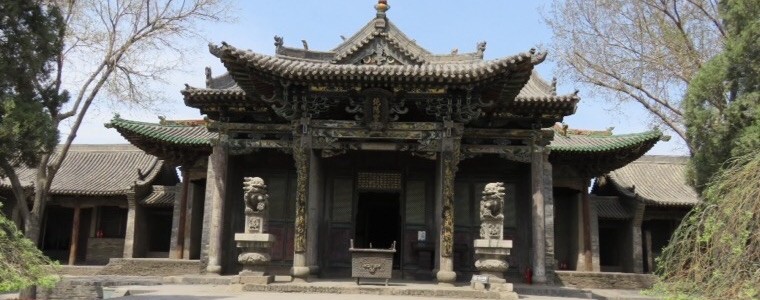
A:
[
  {"xmin": 650, "ymin": 151, "xmax": 760, "ymax": 300},
  {"xmin": 683, "ymin": 0, "xmax": 760, "ymax": 190},
  {"xmin": 654, "ymin": 1, "xmax": 760, "ymax": 298},
  {"xmin": 0, "ymin": 203, "xmax": 59, "ymax": 292},
  {"xmin": 0, "ymin": 0, "xmax": 68, "ymax": 175}
]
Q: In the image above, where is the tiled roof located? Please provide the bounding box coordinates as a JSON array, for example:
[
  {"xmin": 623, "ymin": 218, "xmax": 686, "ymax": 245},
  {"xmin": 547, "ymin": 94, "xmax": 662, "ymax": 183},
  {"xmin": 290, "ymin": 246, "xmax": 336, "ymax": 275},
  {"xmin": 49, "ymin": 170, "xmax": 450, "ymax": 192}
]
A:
[
  {"xmin": 516, "ymin": 72, "xmax": 553, "ymax": 98},
  {"xmin": 593, "ymin": 196, "xmax": 631, "ymax": 219},
  {"xmin": 182, "ymin": 71, "xmax": 579, "ymax": 122},
  {"xmin": 206, "ymin": 72, "xmax": 238, "ymax": 89},
  {"xmin": 140, "ymin": 185, "xmax": 176, "ymax": 207},
  {"xmin": 547, "ymin": 124, "xmax": 663, "ymax": 176},
  {"xmin": 210, "ymin": 42, "xmax": 543, "ymax": 87},
  {"xmin": 274, "ymin": 19, "xmax": 482, "ymax": 65},
  {"xmin": 549, "ymin": 128, "xmax": 663, "ymax": 153},
  {"xmin": 0, "ymin": 144, "xmax": 165, "ymax": 196},
  {"xmin": 601, "ymin": 156, "xmax": 699, "ymax": 206},
  {"xmin": 106, "ymin": 116, "xmax": 215, "ymax": 146}
]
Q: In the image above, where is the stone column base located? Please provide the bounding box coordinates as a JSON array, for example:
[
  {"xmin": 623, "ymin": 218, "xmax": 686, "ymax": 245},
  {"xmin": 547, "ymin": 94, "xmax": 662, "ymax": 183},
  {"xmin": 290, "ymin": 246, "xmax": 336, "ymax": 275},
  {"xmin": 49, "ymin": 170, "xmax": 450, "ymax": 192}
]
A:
[
  {"xmin": 205, "ymin": 265, "xmax": 222, "ymax": 274},
  {"xmin": 436, "ymin": 270, "xmax": 457, "ymax": 286},
  {"xmin": 291, "ymin": 266, "xmax": 310, "ymax": 283}
]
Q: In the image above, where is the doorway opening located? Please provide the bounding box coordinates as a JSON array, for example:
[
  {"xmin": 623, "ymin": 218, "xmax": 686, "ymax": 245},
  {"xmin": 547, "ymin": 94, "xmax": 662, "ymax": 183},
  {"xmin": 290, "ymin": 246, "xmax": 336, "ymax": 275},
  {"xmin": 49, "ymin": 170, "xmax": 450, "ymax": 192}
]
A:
[{"xmin": 355, "ymin": 192, "xmax": 401, "ymax": 268}]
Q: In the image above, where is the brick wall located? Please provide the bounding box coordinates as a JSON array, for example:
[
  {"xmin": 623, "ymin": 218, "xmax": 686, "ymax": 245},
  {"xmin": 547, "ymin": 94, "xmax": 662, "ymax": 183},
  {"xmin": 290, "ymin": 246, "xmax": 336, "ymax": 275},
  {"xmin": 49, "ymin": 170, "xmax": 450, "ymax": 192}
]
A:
[{"xmin": 86, "ymin": 238, "xmax": 125, "ymax": 265}]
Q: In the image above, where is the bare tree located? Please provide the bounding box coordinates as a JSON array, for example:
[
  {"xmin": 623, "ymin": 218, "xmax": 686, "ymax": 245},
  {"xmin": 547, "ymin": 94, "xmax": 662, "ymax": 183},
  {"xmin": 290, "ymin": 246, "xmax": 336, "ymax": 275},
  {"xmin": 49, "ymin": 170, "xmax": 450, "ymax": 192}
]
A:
[
  {"xmin": 544, "ymin": 0, "xmax": 726, "ymax": 150},
  {"xmin": 16, "ymin": 0, "xmax": 233, "ymax": 244}
]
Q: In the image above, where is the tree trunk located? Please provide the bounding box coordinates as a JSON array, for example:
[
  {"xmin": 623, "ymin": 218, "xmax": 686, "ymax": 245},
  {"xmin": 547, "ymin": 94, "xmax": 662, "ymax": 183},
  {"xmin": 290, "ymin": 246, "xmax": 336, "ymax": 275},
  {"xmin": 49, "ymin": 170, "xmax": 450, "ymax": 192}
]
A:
[
  {"xmin": 26, "ymin": 153, "xmax": 52, "ymax": 245},
  {"xmin": 0, "ymin": 160, "xmax": 30, "ymax": 225}
]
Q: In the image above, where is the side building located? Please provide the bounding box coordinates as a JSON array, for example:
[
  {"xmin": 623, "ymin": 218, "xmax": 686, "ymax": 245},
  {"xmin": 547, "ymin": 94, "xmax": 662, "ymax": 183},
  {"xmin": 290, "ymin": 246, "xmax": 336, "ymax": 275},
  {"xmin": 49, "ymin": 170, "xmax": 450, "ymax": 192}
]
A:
[
  {"xmin": 0, "ymin": 144, "xmax": 179, "ymax": 265},
  {"xmin": 592, "ymin": 156, "xmax": 698, "ymax": 274}
]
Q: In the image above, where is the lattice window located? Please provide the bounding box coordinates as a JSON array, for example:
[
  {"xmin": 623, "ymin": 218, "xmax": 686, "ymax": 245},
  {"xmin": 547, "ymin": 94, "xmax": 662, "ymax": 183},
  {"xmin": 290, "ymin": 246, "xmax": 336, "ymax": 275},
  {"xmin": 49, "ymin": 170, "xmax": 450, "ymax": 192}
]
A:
[
  {"xmin": 405, "ymin": 180, "xmax": 426, "ymax": 225},
  {"xmin": 356, "ymin": 172, "xmax": 402, "ymax": 191}
]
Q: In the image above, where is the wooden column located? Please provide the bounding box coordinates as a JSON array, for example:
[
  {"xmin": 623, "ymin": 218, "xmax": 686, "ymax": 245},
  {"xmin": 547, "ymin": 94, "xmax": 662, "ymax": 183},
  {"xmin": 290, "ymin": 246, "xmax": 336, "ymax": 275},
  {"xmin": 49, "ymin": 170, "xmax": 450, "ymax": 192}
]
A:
[
  {"xmin": 306, "ymin": 150, "xmax": 321, "ymax": 274},
  {"xmin": 204, "ymin": 138, "xmax": 228, "ymax": 274},
  {"xmin": 580, "ymin": 183, "xmax": 594, "ymax": 271},
  {"xmin": 68, "ymin": 205, "xmax": 81, "ymax": 265},
  {"xmin": 175, "ymin": 167, "xmax": 190, "ymax": 259},
  {"xmin": 292, "ymin": 119, "xmax": 312, "ymax": 282},
  {"xmin": 435, "ymin": 124, "xmax": 460, "ymax": 286},
  {"xmin": 531, "ymin": 144, "xmax": 547, "ymax": 283},
  {"xmin": 631, "ymin": 202, "xmax": 646, "ymax": 273},
  {"xmin": 645, "ymin": 229, "xmax": 654, "ymax": 273},
  {"xmin": 123, "ymin": 192, "xmax": 138, "ymax": 258}
]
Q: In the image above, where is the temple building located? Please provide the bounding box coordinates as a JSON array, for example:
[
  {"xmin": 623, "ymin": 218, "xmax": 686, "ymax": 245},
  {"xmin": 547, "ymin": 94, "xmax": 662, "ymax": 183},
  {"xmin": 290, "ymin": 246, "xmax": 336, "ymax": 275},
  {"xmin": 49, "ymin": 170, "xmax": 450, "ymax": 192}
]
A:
[
  {"xmin": 102, "ymin": 1, "xmax": 669, "ymax": 284},
  {"xmin": 592, "ymin": 156, "xmax": 698, "ymax": 274}
]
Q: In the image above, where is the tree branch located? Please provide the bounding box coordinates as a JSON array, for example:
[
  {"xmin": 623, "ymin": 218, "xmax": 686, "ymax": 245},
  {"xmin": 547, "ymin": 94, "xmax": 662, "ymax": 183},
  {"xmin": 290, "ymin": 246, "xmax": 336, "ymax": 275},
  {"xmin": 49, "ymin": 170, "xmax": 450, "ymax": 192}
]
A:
[{"xmin": 573, "ymin": 51, "xmax": 684, "ymax": 117}]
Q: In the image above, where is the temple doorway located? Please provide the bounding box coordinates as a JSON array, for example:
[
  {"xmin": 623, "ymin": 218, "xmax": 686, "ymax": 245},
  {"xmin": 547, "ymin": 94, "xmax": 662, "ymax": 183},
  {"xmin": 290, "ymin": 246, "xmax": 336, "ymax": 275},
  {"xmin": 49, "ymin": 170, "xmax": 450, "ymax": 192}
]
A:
[{"xmin": 355, "ymin": 192, "xmax": 401, "ymax": 268}]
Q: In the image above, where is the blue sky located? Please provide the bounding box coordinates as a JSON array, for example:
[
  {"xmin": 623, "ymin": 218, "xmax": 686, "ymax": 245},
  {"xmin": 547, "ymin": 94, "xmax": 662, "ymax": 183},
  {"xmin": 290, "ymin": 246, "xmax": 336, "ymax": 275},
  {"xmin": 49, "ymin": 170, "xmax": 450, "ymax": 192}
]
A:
[{"xmin": 75, "ymin": 0, "xmax": 687, "ymax": 155}]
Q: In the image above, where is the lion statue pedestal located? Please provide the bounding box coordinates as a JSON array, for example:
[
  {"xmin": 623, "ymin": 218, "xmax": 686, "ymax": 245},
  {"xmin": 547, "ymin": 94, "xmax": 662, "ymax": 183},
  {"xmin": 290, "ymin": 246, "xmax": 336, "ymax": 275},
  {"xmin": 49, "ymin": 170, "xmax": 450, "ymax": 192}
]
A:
[
  {"xmin": 235, "ymin": 177, "xmax": 275, "ymax": 285},
  {"xmin": 472, "ymin": 183, "xmax": 516, "ymax": 298}
]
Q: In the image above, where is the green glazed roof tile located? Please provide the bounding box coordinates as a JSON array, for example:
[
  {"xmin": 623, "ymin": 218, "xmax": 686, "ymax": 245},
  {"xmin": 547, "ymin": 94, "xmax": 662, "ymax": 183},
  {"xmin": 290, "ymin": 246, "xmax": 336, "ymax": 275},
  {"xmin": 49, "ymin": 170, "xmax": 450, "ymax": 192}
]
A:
[
  {"xmin": 106, "ymin": 117, "xmax": 214, "ymax": 146},
  {"xmin": 549, "ymin": 130, "xmax": 663, "ymax": 153}
]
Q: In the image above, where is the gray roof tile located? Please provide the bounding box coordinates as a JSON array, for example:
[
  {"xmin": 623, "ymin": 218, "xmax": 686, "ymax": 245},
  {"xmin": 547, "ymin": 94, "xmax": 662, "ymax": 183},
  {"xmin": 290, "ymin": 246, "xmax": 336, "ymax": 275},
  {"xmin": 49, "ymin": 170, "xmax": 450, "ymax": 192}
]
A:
[
  {"xmin": 0, "ymin": 144, "xmax": 165, "ymax": 196},
  {"xmin": 604, "ymin": 156, "xmax": 700, "ymax": 206},
  {"xmin": 140, "ymin": 185, "xmax": 176, "ymax": 207},
  {"xmin": 593, "ymin": 196, "xmax": 631, "ymax": 219}
]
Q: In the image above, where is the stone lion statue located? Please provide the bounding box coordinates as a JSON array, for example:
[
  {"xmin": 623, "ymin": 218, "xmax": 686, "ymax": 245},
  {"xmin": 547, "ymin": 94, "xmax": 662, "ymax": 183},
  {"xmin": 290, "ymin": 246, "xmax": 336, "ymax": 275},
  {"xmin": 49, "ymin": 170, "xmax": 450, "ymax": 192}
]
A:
[
  {"xmin": 243, "ymin": 177, "xmax": 268, "ymax": 215},
  {"xmin": 480, "ymin": 182, "xmax": 505, "ymax": 219}
]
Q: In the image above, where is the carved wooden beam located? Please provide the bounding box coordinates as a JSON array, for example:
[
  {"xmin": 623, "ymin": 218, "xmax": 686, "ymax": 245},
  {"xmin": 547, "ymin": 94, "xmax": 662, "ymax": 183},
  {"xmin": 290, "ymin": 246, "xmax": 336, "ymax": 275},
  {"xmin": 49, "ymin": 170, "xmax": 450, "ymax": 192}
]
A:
[{"xmin": 208, "ymin": 121, "xmax": 292, "ymax": 133}]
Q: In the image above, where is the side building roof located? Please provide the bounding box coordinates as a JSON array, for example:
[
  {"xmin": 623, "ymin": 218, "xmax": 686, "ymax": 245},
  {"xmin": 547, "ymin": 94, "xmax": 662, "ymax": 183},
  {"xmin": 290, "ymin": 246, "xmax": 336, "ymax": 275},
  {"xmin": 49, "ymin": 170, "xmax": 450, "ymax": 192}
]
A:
[
  {"xmin": 548, "ymin": 124, "xmax": 665, "ymax": 176},
  {"xmin": 0, "ymin": 144, "xmax": 172, "ymax": 197},
  {"xmin": 106, "ymin": 116, "xmax": 215, "ymax": 165},
  {"xmin": 593, "ymin": 155, "xmax": 700, "ymax": 206}
]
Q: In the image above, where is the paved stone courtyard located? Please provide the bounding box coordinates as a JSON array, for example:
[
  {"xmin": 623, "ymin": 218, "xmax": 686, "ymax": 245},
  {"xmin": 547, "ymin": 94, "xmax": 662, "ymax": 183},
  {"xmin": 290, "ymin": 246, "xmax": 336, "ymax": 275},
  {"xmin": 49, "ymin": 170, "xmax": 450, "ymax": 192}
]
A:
[{"xmin": 113, "ymin": 284, "xmax": 590, "ymax": 300}]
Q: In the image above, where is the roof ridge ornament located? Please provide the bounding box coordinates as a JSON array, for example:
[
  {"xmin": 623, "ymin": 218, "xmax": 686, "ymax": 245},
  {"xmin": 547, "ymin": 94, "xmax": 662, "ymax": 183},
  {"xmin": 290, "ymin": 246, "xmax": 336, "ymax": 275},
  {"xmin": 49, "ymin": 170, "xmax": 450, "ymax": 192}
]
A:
[{"xmin": 476, "ymin": 41, "xmax": 487, "ymax": 59}]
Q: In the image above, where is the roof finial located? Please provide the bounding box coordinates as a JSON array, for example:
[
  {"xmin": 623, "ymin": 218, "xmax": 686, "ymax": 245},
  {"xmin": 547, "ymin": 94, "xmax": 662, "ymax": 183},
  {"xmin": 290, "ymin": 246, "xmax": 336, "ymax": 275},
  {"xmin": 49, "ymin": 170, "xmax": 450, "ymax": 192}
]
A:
[
  {"xmin": 374, "ymin": 0, "xmax": 389, "ymax": 28},
  {"xmin": 375, "ymin": 0, "xmax": 390, "ymax": 16}
]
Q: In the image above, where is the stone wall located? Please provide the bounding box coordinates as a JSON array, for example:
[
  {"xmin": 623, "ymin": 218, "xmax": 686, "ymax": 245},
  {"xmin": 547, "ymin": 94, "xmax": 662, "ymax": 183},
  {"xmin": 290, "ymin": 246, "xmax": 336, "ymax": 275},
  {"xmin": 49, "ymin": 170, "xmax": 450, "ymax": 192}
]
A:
[
  {"xmin": 555, "ymin": 270, "xmax": 657, "ymax": 289},
  {"xmin": 98, "ymin": 258, "xmax": 203, "ymax": 276},
  {"xmin": 86, "ymin": 238, "xmax": 125, "ymax": 265}
]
